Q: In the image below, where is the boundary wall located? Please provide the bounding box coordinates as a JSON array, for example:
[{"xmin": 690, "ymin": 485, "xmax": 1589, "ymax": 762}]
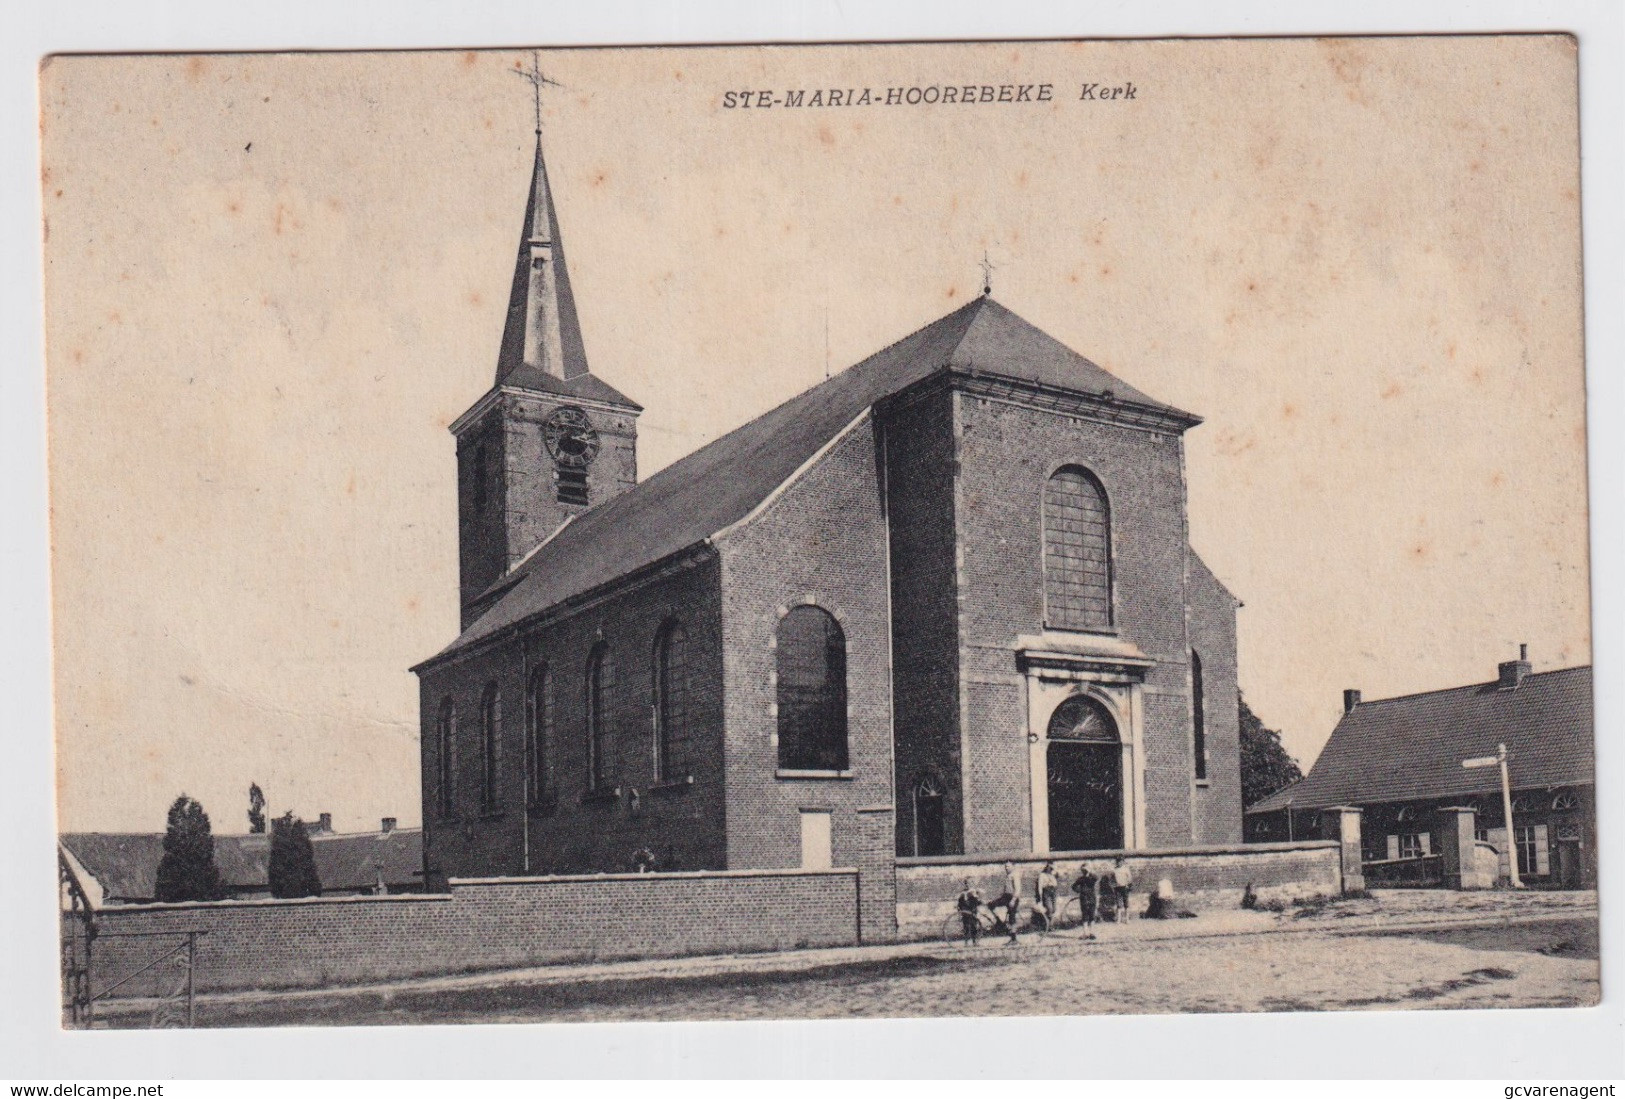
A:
[
  {"xmin": 86, "ymin": 868, "xmax": 857, "ymax": 996},
  {"xmin": 896, "ymin": 842, "xmax": 1343, "ymax": 936}
]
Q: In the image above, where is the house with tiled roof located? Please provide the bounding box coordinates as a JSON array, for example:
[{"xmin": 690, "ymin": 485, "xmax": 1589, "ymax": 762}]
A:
[
  {"xmin": 60, "ymin": 817, "xmax": 424, "ymax": 904},
  {"xmin": 1246, "ymin": 652, "xmax": 1594, "ymax": 888},
  {"xmin": 411, "ymin": 122, "xmax": 1243, "ymax": 938}
]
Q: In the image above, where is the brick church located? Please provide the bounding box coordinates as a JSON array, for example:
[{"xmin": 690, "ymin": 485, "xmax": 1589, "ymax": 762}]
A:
[{"xmin": 412, "ymin": 128, "xmax": 1243, "ymax": 888}]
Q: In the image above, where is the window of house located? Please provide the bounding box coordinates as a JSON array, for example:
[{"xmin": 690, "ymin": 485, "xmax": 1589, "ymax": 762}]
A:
[
  {"xmin": 586, "ymin": 643, "xmax": 613, "ymax": 790},
  {"xmin": 1552, "ymin": 792, "xmax": 1580, "ymax": 812},
  {"xmin": 653, "ymin": 620, "xmax": 689, "ymax": 782},
  {"xmin": 1191, "ymin": 650, "xmax": 1208, "ymax": 781},
  {"xmin": 525, "ymin": 663, "xmax": 551, "ymax": 809},
  {"xmin": 436, "ymin": 698, "xmax": 456, "ymax": 818},
  {"xmin": 1043, "ymin": 466, "xmax": 1112, "ymax": 632},
  {"xmin": 1514, "ymin": 824, "xmax": 1550, "ymax": 877},
  {"xmin": 480, "ymin": 683, "xmax": 501, "ymax": 813},
  {"xmin": 776, "ymin": 606, "xmax": 848, "ymax": 773},
  {"xmin": 1395, "ymin": 833, "xmax": 1427, "ymax": 860}
]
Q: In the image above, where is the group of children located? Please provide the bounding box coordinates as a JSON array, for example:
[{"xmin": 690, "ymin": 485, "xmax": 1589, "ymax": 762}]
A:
[{"xmin": 954, "ymin": 858, "xmax": 1135, "ymax": 945}]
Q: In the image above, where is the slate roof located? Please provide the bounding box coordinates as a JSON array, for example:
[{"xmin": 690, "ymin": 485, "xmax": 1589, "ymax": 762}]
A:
[
  {"xmin": 59, "ymin": 828, "xmax": 424, "ymax": 902},
  {"xmin": 423, "ymin": 295, "xmax": 1197, "ymax": 665},
  {"xmin": 1248, "ymin": 666, "xmax": 1594, "ymax": 813},
  {"xmin": 493, "ymin": 134, "xmax": 633, "ymax": 400}
]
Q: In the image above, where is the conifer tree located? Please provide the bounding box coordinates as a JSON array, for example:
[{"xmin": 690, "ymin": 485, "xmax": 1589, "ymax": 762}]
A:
[
  {"xmin": 247, "ymin": 782, "xmax": 267, "ymax": 834},
  {"xmin": 268, "ymin": 811, "xmax": 323, "ymax": 898},
  {"xmin": 154, "ymin": 795, "xmax": 225, "ymax": 902}
]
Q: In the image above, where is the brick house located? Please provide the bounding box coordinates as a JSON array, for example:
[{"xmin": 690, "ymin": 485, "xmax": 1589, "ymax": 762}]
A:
[
  {"xmin": 1245, "ymin": 654, "xmax": 1595, "ymax": 889},
  {"xmin": 411, "ymin": 129, "xmax": 1243, "ymax": 926}
]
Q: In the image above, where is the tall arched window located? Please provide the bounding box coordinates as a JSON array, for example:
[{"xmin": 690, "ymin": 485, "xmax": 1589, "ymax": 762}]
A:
[
  {"xmin": 585, "ymin": 643, "xmax": 613, "ymax": 790},
  {"xmin": 1043, "ymin": 466, "xmax": 1112, "ymax": 631},
  {"xmin": 479, "ymin": 683, "xmax": 501, "ymax": 813},
  {"xmin": 653, "ymin": 621, "xmax": 689, "ymax": 782},
  {"xmin": 436, "ymin": 697, "xmax": 456, "ymax": 819},
  {"xmin": 912, "ymin": 773, "xmax": 946, "ymax": 856},
  {"xmin": 525, "ymin": 663, "xmax": 552, "ymax": 809},
  {"xmin": 777, "ymin": 606, "xmax": 848, "ymax": 772},
  {"xmin": 1191, "ymin": 650, "xmax": 1208, "ymax": 781}
]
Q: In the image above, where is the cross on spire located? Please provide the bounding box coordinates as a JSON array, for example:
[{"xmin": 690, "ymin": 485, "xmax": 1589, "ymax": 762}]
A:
[
  {"xmin": 512, "ymin": 50, "xmax": 564, "ymax": 135},
  {"xmin": 979, "ymin": 250, "xmax": 997, "ymax": 296}
]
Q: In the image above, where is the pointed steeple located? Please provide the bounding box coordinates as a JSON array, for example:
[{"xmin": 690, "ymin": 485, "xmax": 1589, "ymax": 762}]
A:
[{"xmin": 495, "ymin": 131, "xmax": 591, "ymax": 384}]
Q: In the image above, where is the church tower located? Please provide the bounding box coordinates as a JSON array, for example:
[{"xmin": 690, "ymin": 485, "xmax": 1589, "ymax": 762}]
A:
[{"xmin": 450, "ymin": 123, "xmax": 641, "ymax": 627}]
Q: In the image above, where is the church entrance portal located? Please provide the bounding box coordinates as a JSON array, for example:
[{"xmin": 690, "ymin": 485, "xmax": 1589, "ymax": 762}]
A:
[{"xmin": 1046, "ymin": 695, "xmax": 1123, "ymax": 851}]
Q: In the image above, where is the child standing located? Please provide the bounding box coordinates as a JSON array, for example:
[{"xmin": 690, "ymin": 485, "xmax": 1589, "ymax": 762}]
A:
[
  {"xmin": 1036, "ymin": 862, "xmax": 1059, "ymax": 926},
  {"xmin": 1073, "ymin": 863, "xmax": 1099, "ymax": 938},
  {"xmin": 1111, "ymin": 856, "xmax": 1135, "ymax": 922},
  {"xmin": 955, "ymin": 878, "xmax": 984, "ymax": 945}
]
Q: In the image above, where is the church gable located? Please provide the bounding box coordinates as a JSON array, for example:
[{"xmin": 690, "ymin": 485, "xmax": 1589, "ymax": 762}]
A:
[{"xmin": 424, "ymin": 296, "xmax": 1196, "ymax": 667}]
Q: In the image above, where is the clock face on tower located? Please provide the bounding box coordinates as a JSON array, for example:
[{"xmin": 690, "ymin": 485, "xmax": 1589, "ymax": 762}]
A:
[{"xmin": 542, "ymin": 406, "xmax": 600, "ymax": 469}]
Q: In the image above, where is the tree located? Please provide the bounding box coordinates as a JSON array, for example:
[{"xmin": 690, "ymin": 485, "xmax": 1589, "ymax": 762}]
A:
[
  {"xmin": 268, "ymin": 812, "xmax": 323, "ymax": 898},
  {"xmin": 154, "ymin": 795, "xmax": 224, "ymax": 902},
  {"xmin": 247, "ymin": 782, "xmax": 267, "ymax": 834},
  {"xmin": 1239, "ymin": 693, "xmax": 1304, "ymax": 808}
]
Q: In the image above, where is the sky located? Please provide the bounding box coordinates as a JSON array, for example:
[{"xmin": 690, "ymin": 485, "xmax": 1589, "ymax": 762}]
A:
[{"xmin": 41, "ymin": 38, "xmax": 1589, "ymax": 834}]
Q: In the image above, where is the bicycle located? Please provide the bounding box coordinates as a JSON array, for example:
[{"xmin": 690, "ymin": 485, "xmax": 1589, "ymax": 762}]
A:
[
  {"xmin": 941, "ymin": 906, "xmax": 998, "ymax": 944},
  {"xmin": 1060, "ymin": 895, "xmax": 1084, "ymax": 928}
]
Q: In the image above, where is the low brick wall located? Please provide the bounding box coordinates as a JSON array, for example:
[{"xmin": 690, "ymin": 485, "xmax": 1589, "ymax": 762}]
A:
[
  {"xmin": 896, "ymin": 842, "xmax": 1342, "ymax": 937},
  {"xmin": 86, "ymin": 868, "xmax": 858, "ymax": 996}
]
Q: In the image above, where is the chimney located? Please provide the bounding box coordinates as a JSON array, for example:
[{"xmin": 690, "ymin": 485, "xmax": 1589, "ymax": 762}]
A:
[
  {"xmin": 1342, "ymin": 689, "xmax": 1361, "ymax": 714},
  {"xmin": 318, "ymin": 812, "xmax": 333, "ymax": 833},
  {"xmin": 380, "ymin": 817, "xmax": 397, "ymax": 834},
  {"xmin": 1498, "ymin": 645, "xmax": 1531, "ymax": 691}
]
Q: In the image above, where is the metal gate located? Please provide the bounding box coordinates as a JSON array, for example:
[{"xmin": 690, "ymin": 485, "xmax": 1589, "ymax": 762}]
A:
[{"xmin": 60, "ymin": 851, "xmax": 207, "ymax": 1029}]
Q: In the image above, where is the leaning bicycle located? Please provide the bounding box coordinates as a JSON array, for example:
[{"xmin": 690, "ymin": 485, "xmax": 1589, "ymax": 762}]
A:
[{"xmin": 940, "ymin": 906, "xmax": 999, "ymax": 944}]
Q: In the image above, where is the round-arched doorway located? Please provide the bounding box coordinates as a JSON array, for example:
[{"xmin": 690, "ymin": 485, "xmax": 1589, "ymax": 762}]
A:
[{"xmin": 1046, "ymin": 694, "xmax": 1123, "ymax": 851}]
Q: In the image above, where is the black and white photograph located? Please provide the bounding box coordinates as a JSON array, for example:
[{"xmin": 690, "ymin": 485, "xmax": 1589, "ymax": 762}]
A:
[{"xmin": 28, "ymin": 29, "xmax": 1608, "ymax": 1051}]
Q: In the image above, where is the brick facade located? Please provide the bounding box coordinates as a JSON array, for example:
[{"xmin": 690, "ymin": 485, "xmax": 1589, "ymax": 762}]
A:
[
  {"xmin": 457, "ymin": 390, "xmax": 639, "ymax": 626},
  {"xmin": 1188, "ymin": 554, "xmax": 1243, "ymax": 844},
  {"xmin": 419, "ymin": 553, "xmax": 726, "ymax": 883},
  {"xmin": 717, "ymin": 416, "xmax": 899, "ymax": 942},
  {"xmin": 878, "ymin": 386, "xmax": 964, "ymax": 857},
  {"xmin": 944, "ymin": 383, "xmax": 1233, "ymax": 852}
]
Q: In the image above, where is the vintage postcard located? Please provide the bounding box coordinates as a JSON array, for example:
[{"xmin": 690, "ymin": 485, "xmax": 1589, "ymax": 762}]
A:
[{"xmin": 42, "ymin": 36, "xmax": 1595, "ymax": 1029}]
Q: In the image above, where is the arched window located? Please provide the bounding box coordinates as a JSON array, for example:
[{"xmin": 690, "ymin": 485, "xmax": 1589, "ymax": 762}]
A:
[
  {"xmin": 1191, "ymin": 650, "xmax": 1208, "ymax": 781},
  {"xmin": 1043, "ymin": 466, "xmax": 1112, "ymax": 631},
  {"xmin": 525, "ymin": 663, "xmax": 551, "ymax": 809},
  {"xmin": 776, "ymin": 606, "xmax": 848, "ymax": 772},
  {"xmin": 585, "ymin": 643, "xmax": 613, "ymax": 790},
  {"xmin": 479, "ymin": 683, "xmax": 501, "ymax": 813},
  {"xmin": 1552, "ymin": 792, "xmax": 1580, "ymax": 812},
  {"xmin": 653, "ymin": 621, "xmax": 690, "ymax": 782},
  {"xmin": 912, "ymin": 773, "xmax": 946, "ymax": 856},
  {"xmin": 436, "ymin": 698, "xmax": 456, "ymax": 819}
]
